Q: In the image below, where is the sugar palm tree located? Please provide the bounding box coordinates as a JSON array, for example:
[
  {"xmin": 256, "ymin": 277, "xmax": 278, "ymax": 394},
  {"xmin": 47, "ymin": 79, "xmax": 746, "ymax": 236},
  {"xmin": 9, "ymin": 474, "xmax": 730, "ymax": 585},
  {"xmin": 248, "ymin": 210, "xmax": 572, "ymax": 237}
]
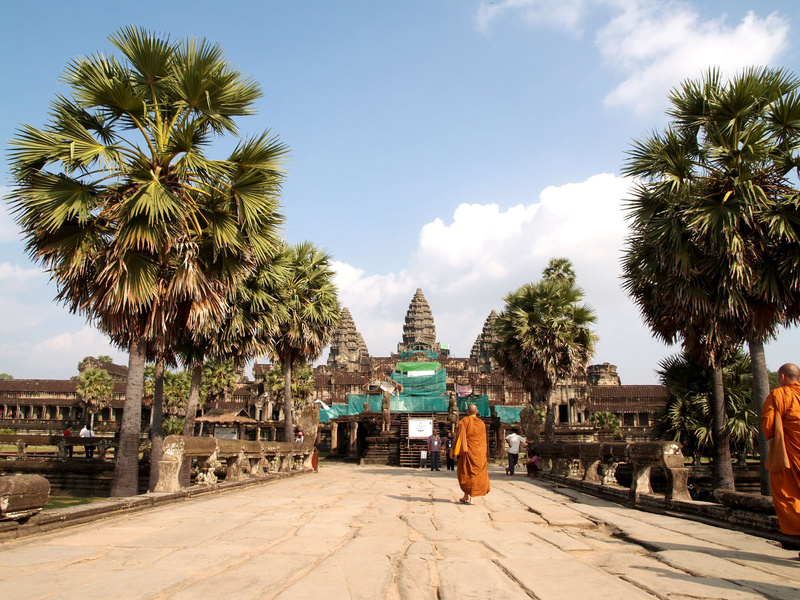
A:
[
  {"xmin": 265, "ymin": 242, "xmax": 340, "ymax": 442},
  {"xmin": 493, "ymin": 259, "xmax": 598, "ymax": 443},
  {"xmin": 76, "ymin": 367, "xmax": 114, "ymax": 429},
  {"xmin": 622, "ymin": 67, "xmax": 800, "ymax": 491},
  {"xmin": 6, "ymin": 27, "xmax": 287, "ymax": 495},
  {"xmin": 653, "ymin": 350, "xmax": 757, "ymax": 463}
]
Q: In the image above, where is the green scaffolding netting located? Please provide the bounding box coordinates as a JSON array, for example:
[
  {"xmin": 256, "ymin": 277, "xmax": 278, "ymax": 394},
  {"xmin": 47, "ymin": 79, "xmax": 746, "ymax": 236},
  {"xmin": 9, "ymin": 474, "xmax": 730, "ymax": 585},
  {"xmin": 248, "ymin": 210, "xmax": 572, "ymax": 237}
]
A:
[
  {"xmin": 347, "ymin": 394, "xmax": 449, "ymax": 413},
  {"xmin": 457, "ymin": 396, "xmax": 490, "ymax": 417},
  {"xmin": 326, "ymin": 393, "xmax": 492, "ymax": 417},
  {"xmin": 494, "ymin": 405, "xmax": 523, "ymax": 424},
  {"xmin": 319, "ymin": 404, "xmax": 349, "ymax": 423},
  {"xmin": 398, "ymin": 349, "xmax": 439, "ymax": 361},
  {"xmin": 391, "ymin": 367, "xmax": 446, "ymax": 396},
  {"xmin": 395, "ymin": 361, "xmax": 442, "ymax": 372}
]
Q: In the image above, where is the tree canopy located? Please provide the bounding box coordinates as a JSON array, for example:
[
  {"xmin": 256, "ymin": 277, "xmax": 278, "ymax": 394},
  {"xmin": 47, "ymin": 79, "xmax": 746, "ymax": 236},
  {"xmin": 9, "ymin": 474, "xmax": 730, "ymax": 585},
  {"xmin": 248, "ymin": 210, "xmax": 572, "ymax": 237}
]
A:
[{"xmin": 6, "ymin": 26, "xmax": 288, "ymax": 496}]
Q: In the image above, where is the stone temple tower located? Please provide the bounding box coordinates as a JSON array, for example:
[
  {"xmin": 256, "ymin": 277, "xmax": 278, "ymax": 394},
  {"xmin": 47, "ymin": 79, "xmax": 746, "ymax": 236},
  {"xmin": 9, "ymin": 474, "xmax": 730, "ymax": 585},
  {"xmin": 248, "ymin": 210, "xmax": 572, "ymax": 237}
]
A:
[
  {"xmin": 397, "ymin": 288, "xmax": 438, "ymax": 353},
  {"xmin": 327, "ymin": 307, "xmax": 369, "ymax": 372},
  {"xmin": 470, "ymin": 309, "xmax": 499, "ymax": 373}
]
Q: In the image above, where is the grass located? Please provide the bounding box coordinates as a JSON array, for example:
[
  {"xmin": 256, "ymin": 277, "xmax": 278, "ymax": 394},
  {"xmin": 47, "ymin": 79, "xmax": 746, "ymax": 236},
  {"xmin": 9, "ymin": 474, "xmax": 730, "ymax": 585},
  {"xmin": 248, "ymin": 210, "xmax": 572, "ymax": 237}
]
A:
[{"xmin": 44, "ymin": 495, "xmax": 106, "ymax": 510}]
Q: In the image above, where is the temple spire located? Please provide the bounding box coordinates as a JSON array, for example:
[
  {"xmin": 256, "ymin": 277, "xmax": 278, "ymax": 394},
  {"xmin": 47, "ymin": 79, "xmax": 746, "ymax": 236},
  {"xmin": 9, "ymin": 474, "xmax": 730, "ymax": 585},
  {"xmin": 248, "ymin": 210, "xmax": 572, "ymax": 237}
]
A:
[
  {"xmin": 327, "ymin": 307, "xmax": 369, "ymax": 371},
  {"xmin": 470, "ymin": 310, "xmax": 499, "ymax": 373},
  {"xmin": 397, "ymin": 288, "xmax": 438, "ymax": 353}
]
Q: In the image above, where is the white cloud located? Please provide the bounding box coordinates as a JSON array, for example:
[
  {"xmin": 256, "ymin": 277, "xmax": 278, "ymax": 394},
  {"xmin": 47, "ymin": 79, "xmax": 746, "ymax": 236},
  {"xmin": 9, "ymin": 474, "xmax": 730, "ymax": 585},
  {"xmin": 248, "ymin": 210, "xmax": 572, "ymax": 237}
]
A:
[
  {"xmin": 0, "ymin": 262, "xmax": 45, "ymax": 289},
  {"xmin": 476, "ymin": 0, "xmax": 589, "ymax": 33},
  {"xmin": 332, "ymin": 172, "xmax": 676, "ymax": 383},
  {"xmin": 599, "ymin": 5, "xmax": 790, "ymax": 114},
  {"xmin": 0, "ymin": 325, "xmax": 126, "ymax": 379},
  {"xmin": 475, "ymin": 0, "xmax": 791, "ymax": 115}
]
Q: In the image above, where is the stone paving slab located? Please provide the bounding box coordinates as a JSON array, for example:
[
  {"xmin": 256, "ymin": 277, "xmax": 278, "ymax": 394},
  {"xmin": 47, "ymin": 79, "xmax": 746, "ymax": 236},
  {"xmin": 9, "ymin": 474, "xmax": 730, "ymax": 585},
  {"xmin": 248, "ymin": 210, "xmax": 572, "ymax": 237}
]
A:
[{"xmin": 1, "ymin": 462, "xmax": 799, "ymax": 599}]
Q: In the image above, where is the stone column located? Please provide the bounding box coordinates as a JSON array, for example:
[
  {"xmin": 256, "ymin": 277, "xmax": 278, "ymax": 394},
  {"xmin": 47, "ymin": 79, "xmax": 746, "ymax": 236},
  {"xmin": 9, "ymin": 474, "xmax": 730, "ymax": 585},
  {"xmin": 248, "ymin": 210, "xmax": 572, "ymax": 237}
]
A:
[
  {"xmin": 330, "ymin": 421, "xmax": 339, "ymax": 453},
  {"xmin": 348, "ymin": 421, "xmax": 359, "ymax": 459}
]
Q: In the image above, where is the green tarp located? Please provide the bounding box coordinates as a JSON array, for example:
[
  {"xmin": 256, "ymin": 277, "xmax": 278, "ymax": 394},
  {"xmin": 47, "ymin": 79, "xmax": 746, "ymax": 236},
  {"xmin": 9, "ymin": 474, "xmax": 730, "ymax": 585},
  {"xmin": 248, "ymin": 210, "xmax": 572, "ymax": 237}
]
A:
[
  {"xmin": 494, "ymin": 405, "xmax": 524, "ymax": 424},
  {"xmin": 395, "ymin": 361, "xmax": 442, "ymax": 372},
  {"xmin": 329, "ymin": 393, "xmax": 492, "ymax": 417},
  {"xmin": 347, "ymin": 394, "xmax": 449, "ymax": 414},
  {"xmin": 457, "ymin": 396, "xmax": 490, "ymax": 417},
  {"xmin": 319, "ymin": 404, "xmax": 349, "ymax": 423},
  {"xmin": 391, "ymin": 368, "xmax": 447, "ymax": 397},
  {"xmin": 398, "ymin": 349, "xmax": 438, "ymax": 361}
]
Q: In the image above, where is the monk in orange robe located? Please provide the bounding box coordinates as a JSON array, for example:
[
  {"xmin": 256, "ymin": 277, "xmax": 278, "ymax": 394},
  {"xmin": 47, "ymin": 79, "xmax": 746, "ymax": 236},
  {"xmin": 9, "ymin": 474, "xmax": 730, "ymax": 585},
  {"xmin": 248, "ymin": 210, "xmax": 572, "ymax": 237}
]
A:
[
  {"xmin": 451, "ymin": 404, "xmax": 490, "ymax": 504},
  {"xmin": 761, "ymin": 363, "xmax": 800, "ymax": 541}
]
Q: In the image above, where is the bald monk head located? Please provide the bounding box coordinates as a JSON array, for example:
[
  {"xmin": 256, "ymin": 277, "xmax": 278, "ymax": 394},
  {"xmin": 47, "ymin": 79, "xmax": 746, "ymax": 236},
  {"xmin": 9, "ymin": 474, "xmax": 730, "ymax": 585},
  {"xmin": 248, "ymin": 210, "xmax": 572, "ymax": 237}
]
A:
[
  {"xmin": 779, "ymin": 363, "xmax": 800, "ymax": 385},
  {"xmin": 467, "ymin": 404, "xmax": 479, "ymax": 416}
]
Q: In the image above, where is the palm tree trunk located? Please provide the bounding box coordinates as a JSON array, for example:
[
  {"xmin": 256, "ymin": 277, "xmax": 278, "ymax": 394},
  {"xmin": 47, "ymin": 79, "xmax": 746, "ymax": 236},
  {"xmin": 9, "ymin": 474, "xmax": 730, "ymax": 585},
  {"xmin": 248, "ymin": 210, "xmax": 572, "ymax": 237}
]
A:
[
  {"xmin": 179, "ymin": 363, "xmax": 203, "ymax": 487},
  {"xmin": 283, "ymin": 358, "xmax": 294, "ymax": 442},
  {"xmin": 748, "ymin": 339, "xmax": 771, "ymax": 495},
  {"xmin": 544, "ymin": 388, "xmax": 556, "ymax": 444},
  {"xmin": 710, "ymin": 365, "xmax": 735, "ymax": 490},
  {"xmin": 111, "ymin": 339, "xmax": 146, "ymax": 497},
  {"xmin": 183, "ymin": 364, "xmax": 203, "ymax": 436},
  {"xmin": 147, "ymin": 359, "xmax": 165, "ymax": 492}
]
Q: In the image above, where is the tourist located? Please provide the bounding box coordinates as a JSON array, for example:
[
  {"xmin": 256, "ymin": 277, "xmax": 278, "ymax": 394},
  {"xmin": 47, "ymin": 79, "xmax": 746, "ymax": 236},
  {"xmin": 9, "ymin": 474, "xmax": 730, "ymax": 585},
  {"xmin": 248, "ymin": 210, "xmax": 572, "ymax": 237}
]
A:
[
  {"xmin": 526, "ymin": 451, "xmax": 542, "ymax": 477},
  {"xmin": 428, "ymin": 430, "xmax": 442, "ymax": 471},
  {"xmin": 445, "ymin": 431, "xmax": 455, "ymax": 471},
  {"xmin": 295, "ymin": 431, "xmax": 304, "ymax": 443},
  {"xmin": 505, "ymin": 428, "xmax": 527, "ymax": 476},
  {"xmin": 79, "ymin": 423, "xmax": 95, "ymax": 458},
  {"xmin": 63, "ymin": 422, "xmax": 73, "ymax": 458},
  {"xmin": 451, "ymin": 404, "xmax": 490, "ymax": 504},
  {"xmin": 761, "ymin": 363, "xmax": 800, "ymax": 552},
  {"xmin": 419, "ymin": 449, "xmax": 427, "ymax": 469}
]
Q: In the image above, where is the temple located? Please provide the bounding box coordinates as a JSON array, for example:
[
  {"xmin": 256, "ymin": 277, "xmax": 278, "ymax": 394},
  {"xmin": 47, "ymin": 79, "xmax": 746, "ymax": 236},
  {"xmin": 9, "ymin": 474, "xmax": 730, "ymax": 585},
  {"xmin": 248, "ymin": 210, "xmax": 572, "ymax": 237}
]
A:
[{"xmin": 0, "ymin": 288, "xmax": 665, "ymax": 463}]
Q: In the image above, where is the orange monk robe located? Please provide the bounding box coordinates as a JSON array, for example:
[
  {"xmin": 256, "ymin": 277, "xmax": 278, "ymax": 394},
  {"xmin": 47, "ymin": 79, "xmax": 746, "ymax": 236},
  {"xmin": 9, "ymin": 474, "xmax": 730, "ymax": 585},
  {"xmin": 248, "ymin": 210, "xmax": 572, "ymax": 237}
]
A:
[
  {"xmin": 762, "ymin": 382, "xmax": 800, "ymax": 536},
  {"xmin": 455, "ymin": 414, "xmax": 490, "ymax": 497}
]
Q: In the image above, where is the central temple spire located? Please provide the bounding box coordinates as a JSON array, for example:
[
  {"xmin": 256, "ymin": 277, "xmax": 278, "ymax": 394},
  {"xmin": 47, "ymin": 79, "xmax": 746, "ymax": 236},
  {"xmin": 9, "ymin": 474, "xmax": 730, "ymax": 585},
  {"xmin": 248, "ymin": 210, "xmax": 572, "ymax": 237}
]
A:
[{"xmin": 398, "ymin": 288, "xmax": 438, "ymax": 353}]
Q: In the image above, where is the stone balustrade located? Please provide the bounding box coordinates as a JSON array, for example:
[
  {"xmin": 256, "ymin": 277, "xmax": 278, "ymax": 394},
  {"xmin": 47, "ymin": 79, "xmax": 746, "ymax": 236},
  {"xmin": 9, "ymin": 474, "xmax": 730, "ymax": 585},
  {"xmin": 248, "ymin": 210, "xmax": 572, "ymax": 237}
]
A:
[
  {"xmin": 0, "ymin": 434, "xmax": 116, "ymax": 461},
  {"xmin": 0, "ymin": 474, "xmax": 50, "ymax": 521},
  {"xmin": 531, "ymin": 440, "xmax": 691, "ymax": 503},
  {"xmin": 153, "ymin": 435, "xmax": 315, "ymax": 493}
]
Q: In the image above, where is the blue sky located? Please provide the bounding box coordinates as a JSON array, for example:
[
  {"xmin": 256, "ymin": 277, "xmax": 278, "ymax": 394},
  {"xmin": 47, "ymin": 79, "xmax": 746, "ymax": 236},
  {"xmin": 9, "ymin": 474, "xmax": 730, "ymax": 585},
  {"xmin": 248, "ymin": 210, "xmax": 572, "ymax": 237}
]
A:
[{"xmin": 1, "ymin": 0, "xmax": 799, "ymax": 382}]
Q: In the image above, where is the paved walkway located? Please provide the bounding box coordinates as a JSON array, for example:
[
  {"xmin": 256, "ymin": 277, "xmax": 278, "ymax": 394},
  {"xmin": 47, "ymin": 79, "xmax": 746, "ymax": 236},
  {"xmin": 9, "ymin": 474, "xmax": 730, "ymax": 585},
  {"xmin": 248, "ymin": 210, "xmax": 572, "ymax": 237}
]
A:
[{"xmin": 1, "ymin": 463, "xmax": 799, "ymax": 599}]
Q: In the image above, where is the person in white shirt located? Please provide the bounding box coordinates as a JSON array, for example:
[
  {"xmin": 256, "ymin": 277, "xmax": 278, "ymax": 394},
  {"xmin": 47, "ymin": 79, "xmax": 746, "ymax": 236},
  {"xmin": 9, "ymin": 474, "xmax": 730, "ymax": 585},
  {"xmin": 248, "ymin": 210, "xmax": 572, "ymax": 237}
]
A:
[
  {"xmin": 505, "ymin": 429, "xmax": 527, "ymax": 476},
  {"xmin": 295, "ymin": 431, "xmax": 304, "ymax": 443},
  {"xmin": 79, "ymin": 424, "xmax": 95, "ymax": 458}
]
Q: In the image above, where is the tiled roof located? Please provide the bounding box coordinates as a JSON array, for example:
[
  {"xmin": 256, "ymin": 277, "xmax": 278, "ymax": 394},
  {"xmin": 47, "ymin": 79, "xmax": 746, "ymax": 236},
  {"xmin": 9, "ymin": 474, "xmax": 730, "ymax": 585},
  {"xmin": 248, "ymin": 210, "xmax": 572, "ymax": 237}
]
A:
[
  {"xmin": 0, "ymin": 380, "xmax": 126, "ymax": 394},
  {"xmin": 588, "ymin": 385, "xmax": 666, "ymax": 399}
]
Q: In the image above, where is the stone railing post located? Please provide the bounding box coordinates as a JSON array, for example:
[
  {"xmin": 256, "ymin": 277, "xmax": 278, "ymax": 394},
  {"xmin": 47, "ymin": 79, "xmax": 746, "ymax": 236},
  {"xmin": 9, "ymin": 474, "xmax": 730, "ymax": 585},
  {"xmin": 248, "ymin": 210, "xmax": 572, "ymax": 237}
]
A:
[
  {"xmin": 580, "ymin": 444, "xmax": 602, "ymax": 483},
  {"xmin": 225, "ymin": 450, "xmax": 246, "ymax": 482},
  {"xmin": 154, "ymin": 436, "xmax": 186, "ymax": 493},
  {"xmin": 97, "ymin": 439, "xmax": 111, "ymax": 462},
  {"xmin": 16, "ymin": 439, "xmax": 27, "ymax": 460},
  {"xmin": 661, "ymin": 442, "xmax": 691, "ymax": 501},
  {"xmin": 600, "ymin": 442, "xmax": 628, "ymax": 487},
  {"xmin": 57, "ymin": 438, "xmax": 69, "ymax": 459},
  {"xmin": 303, "ymin": 444, "xmax": 314, "ymax": 470}
]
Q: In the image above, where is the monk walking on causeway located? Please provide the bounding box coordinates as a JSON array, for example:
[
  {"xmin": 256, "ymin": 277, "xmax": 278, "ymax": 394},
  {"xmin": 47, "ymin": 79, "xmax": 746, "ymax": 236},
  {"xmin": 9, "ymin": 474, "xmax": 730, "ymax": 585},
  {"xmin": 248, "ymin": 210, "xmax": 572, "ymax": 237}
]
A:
[
  {"xmin": 762, "ymin": 363, "xmax": 800, "ymax": 550},
  {"xmin": 451, "ymin": 403, "xmax": 490, "ymax": 504}
]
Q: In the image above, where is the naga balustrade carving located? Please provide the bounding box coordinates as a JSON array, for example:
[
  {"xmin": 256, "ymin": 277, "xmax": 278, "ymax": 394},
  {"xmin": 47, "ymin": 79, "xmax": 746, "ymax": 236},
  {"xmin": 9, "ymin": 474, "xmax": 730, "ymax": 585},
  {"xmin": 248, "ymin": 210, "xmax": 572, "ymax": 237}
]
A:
[
  {"xmin": 530, "ymin": 440, "xmax": 691, "ymax": 503},
  {"xmin": 153, "ymin": 436, "xmax": 314, "ymax": 493}
]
